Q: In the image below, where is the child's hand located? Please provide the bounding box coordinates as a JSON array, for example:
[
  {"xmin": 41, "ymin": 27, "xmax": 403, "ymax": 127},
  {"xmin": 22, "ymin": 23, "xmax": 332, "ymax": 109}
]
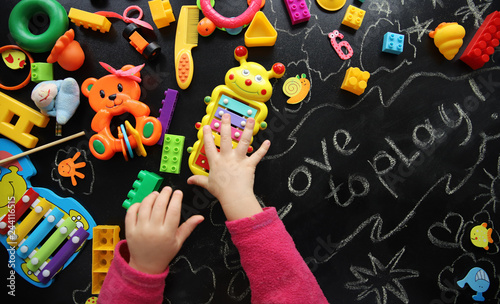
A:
[
  {"xmin": 187, "ymin": 113, "xmax": 270, "ymax": 221},
  {"xmin": 125, "ymin": 187, "xmax": 204, "ymax": 274}
]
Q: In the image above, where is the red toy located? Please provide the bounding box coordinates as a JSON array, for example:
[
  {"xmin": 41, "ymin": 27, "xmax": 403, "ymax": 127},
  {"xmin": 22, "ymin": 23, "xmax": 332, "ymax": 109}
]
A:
[
  {"xmin": 81, "ymin": 63, "xmax": 162, "ymax": 160},
  {"xmin": 460, "ymin": 11, "xmax": 500, "ymax": 69}
]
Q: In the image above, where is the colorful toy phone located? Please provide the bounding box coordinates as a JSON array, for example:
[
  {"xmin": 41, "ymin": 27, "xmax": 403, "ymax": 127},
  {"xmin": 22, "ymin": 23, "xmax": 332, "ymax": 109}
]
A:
[
  {"xmin": 0, "ymin": 138, "xmax": 96, "ymax": 287},
  {"xmin": 187, "ymin": 46, "xmax": 285, "ymax": 175}
]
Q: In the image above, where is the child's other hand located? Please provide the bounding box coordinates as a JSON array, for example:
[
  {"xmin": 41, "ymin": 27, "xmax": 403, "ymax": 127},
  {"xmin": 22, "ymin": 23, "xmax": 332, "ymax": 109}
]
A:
[
  {"xmin": 125, "ymin": 187, "xmax": 204, "ymax": 274},
  {"xmin": 187, "ymin": 113, "xmax": 270, "ymax": 221}
]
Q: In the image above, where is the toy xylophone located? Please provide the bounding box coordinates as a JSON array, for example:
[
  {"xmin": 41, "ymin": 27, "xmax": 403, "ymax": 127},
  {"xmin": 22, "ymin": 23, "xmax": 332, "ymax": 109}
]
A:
[
  {"xmin": 187, "ymin": 46, "xmax": 285, "ymax": 175},
  {"xmin": 0, "ymin": 138, "xmax": 96, "ymax": 287}
]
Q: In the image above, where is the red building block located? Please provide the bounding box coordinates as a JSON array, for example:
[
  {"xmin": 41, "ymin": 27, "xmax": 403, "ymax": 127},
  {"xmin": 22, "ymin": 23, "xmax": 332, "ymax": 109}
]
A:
[{"xmin": 460, "ymin": 11, "xmax": 500, "ymax": 70}]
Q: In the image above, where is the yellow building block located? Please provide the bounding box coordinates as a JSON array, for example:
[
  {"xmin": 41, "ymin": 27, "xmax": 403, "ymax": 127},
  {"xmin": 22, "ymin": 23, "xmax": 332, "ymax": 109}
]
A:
[
  {"xmin": 92, "ymin": 225, "xmax": 120, "ymax": 294},
  {"xmin": 68, "ymin": 8, "xmax": 112, "ymax": 33},
  {"xmin": 148, "ymin": 0, "xmax": 176, "ymax": 29},
  {"xmin": 341, "ymin": 67, "xmax": 370, "ymax": 95},
  {"xmin": 341, "ymin": 5, "xmax": 365, "ymax": 30},
  {"xmin": 0, "ymin": 91, "xmax": 49, "ymax": 148}
]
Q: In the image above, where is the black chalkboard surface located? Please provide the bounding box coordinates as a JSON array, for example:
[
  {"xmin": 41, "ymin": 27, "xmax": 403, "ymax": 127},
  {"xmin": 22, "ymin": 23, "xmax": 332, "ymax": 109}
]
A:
[{"xmin": 1, "ymin": 0, "xmax": 500, "ymax": 303}]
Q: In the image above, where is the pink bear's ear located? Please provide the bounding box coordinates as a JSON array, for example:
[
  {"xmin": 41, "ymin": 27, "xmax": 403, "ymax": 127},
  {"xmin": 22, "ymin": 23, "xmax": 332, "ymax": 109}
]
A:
[{"xmin": 81, "ymin": 78, "xmax": 97, "ymax": 97}]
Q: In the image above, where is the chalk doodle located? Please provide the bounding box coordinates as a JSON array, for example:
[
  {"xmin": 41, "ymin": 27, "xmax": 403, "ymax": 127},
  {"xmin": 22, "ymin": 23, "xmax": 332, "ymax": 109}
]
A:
[
  {"xmin": 51, "ymin": 147, "xmax": 95, "ymax": 195},
  {"xmin": 6, "ymin": 0, "xmax": 500, "ymax": 302},
  {"xmin": 344, "ymin": 247, "xmax": 419, "ymax": 304}
]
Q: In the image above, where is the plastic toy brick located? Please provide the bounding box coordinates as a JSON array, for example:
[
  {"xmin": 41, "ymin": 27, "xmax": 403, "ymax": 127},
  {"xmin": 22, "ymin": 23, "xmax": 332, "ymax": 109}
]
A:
[
  {"xmin": 159, "ymin": 134, "xmax": 185, "ymax": 174},
  {"xmin": 122, "ymin": 170, "xmax": 164, "ymax": 209},
  {"xmin": 341, "ymin": 67, "xmax": 371, "ymax": 95},
  {"xmin": 382, "ymin": 32, "xmax": 404, "ymax": 54},
  {"xmin": 342, "ymin": 5, "xmax": 365, "ymax": 30},
  {"xmin": 283, "ymin": 0, "xmax": 311, "ymax": 25},
  {"xmin": 245, "ymin": 11, "xmax": 277, "ymax": 47},
  {"xmin": 123, "ymin": 24, "xmax": 161, "ymax": 60},
  {"xmin": 0, "ymin": 91, "xmax": 50, "ymax": 148},
  {"xmin": 31, "ymin": 62, "xmax": 53, "ymax": 82},
  {"xmin": 68, "ymin": 8, "xmax": 112, "ymax": 33},
  {"xmin": 92, "ymin": 225, "xmax": 120, "ymax": 294},
  {"xmin": 157, "ymin": 89, "xmax": 179, "ymax": 145},
  {"xmin": 460, "ymin": 11, "xmax": 500, "ymax": 69},
  {"xmin": 148, "ymin": 0, "xmax": 176, "ymax": 29}
]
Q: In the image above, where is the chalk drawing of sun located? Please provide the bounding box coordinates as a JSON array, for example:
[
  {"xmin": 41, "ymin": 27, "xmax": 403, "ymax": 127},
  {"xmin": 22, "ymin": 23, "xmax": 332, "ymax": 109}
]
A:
[{"xmin": 476, "ymin": 155, "xmax": 500, "ymax": 213}]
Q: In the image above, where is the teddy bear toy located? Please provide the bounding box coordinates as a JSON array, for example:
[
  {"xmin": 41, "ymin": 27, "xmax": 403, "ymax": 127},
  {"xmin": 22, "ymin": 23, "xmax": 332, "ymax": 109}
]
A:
[{"xmin": 81, "ymin": 62, "xmax": 162, "ymax": 160}]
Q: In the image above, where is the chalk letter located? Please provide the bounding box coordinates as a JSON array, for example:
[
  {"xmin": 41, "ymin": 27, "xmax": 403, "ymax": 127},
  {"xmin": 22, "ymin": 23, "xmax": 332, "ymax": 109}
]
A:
[
  {"xmin": 368, "ymin": 151, "xmax": 398, "ymax": 198},
  {"xmin": 305, "ymin": 138, "xmax": 332, "ymax": 172},
  {"xmin": 412, "ymin": 119, "xmax": 444, "ymax": 150},
  {"xmin": 333, "ymin": 129, "xmax": 359, "ymax": 156},
  {"xmin": 385, "ymin": 136, "xmax": 421, "ymax": 167},
  {"xmin": 438, "ymin": 103, "xmax": 472, "ymax": 146},
  {"xmin": 288, "ymin": 166, "xmax": 312, "ymax": 197}
]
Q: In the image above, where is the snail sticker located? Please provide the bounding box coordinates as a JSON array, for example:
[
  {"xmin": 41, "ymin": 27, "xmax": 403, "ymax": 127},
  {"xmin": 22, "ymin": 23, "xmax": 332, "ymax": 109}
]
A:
[{"xmin": 283, "ymin": 74, "xmax": 311, "ymax": 104}]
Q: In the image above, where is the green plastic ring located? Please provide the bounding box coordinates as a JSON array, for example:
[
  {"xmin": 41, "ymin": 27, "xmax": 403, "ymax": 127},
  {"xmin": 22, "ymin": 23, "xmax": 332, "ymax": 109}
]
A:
[{"xmin": 8, "ymin": 0, "xmax": 69, "ymax": 53}]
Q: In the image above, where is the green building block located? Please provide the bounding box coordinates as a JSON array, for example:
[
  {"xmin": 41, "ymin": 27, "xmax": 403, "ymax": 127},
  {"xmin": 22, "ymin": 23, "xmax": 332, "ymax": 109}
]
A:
[
  {"xmin": 159, "ymin": 134, "xmax": 184, "ymax": 174},
  {"xmin": 122, "ymin": 170, "xmax": 164, "ymax": 209},
  {"xmin": 31, "ymin": 62, "xmax": 54, "ymax": 82}
]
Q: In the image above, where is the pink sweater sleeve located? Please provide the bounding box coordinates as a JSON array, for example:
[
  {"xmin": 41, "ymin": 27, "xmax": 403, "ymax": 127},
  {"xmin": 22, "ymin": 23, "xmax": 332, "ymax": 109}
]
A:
[
  {"xmin": 97, "ymin": 240, "xmax": 168, "ymax": 304},
  {"xmin": 226, "ymin": 207, "xmax": 329, "ymax": 304}
]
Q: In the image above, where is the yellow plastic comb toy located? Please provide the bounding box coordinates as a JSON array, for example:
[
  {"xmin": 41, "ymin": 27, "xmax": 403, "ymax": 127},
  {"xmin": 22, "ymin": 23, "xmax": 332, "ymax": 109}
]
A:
[{"xmin": 175, "ymin": 6, "xmax": 199, "ymax": 90}]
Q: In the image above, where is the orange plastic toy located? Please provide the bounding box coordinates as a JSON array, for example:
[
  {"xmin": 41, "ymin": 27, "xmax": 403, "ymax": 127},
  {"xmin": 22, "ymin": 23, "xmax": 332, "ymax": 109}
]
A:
[
  {"xmin": 47, "ymin": 29, "xmax": 85, "ymax": 71},
  {"xmin": 81, "ymin": 63, "xmax": 162, "ymax": 160}
]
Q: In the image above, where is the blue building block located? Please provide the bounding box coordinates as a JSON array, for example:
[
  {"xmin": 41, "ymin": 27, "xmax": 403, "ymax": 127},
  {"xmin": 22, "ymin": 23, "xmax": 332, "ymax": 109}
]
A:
[{"xmin": 382, "ymin": 32, "xmax": 404, "ymax": 54}]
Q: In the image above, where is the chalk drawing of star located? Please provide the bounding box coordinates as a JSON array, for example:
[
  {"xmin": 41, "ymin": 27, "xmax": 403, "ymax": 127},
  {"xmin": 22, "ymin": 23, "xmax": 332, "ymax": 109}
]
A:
[
  {"xmin": 345, "ymin": 247, "xmax": 419, "ymax": 304},
  {"xmin": 400, "ymin": 16, "xmax": 434, "ymax": 43},
  {"xmin": 455, "ymin": 0, "xmax": 492, "ymax": 28}
]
